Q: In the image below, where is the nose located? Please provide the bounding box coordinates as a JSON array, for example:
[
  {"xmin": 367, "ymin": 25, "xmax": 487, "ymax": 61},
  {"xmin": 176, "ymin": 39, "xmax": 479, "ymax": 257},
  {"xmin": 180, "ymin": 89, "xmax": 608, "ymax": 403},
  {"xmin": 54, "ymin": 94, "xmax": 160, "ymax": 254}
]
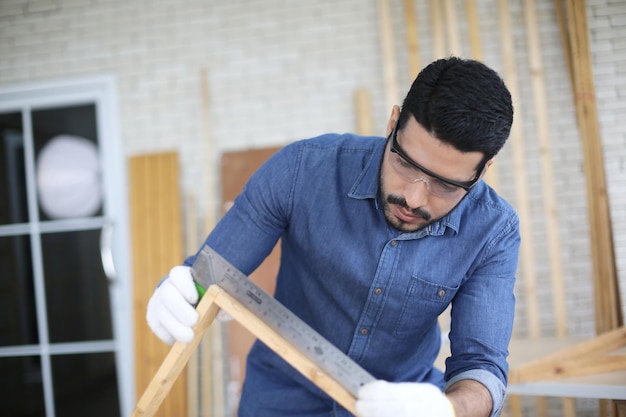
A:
[{"xmin": 404, "ymin": 178, "xmax": 429, "ymax": 208}]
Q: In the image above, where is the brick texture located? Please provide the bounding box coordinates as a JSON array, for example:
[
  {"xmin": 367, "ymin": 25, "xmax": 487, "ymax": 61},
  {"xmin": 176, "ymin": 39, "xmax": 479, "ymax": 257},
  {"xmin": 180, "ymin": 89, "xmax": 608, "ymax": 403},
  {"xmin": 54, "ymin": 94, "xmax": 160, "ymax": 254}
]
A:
[{"xmin": 0, "ymin": 2, "xmax": 623, "ymax": 415}]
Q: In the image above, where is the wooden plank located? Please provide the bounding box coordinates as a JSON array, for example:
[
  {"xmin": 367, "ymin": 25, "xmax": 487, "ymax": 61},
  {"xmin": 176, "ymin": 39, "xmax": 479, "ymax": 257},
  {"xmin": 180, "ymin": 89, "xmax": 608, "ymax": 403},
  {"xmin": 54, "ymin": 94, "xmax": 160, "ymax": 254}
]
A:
[
  {"xmin": 430, "ymin": 0, "xmax": 445, "ymax": 59},
  {"xmin": 562, "ymin": 397, "xmax": 577, "ymax": 417},
  {"xmin": 497, "ymin": 1, "xmax": 542, "ymax": 413},
  {"xmin": 565, "ymin": 0, "xmax": 623, "ymax": 334},
  {"xmin": 377, "ymin": 0, "xmax": 400, "ymax": 109},
  {"xmin": 160, "ymin": 154, "xmax": 185, "ymax": 417},
  {"xmin": 535, "ymin": 397, "xmax": 549, "ymax": 417},
  {"xmin": 509, "ymin": 327, "xmax": 626, "ymax": 383},
  {"xmin": 464, "ymin": 0, "xmax": 499, "ymax": 190},
  {"xmin": 559, "ymin": 7, "xmax": 623, "ymax": 412},
  {"xmin": 131, "ymin": 287, "xmax": 221, "ymax": 417},
  {"xmin": 553, "ymin": 0, "xmax": 574, "ymax": 94},
  {"xmin": 507, "ymin": 394, "xmax": 523, "ymax": 417},
  {"xmin": 511, "ymin": 354, "xmax": 626, "ymax": 384},
  {"xmin": 185, "ymin": 194, "xmax": 200, "ymax": 417},
  {"xmin": 437, "ymin": 337, "xmax": 626, "ymax": 398},
  {"xmin": 443, "ymin": 0, "xmax": 461, "ymax": 54},
  {"xmin": 130, "ymin": 156, "xmax": 150, "ymax": 395},
  {"xmin": 200, "ymin": 67, "xmax": 218, "ymax": 235},
  {"xmin": 130, "ymin": 152, "xmax": 186, "ymax": 417},
  {"xmin": 403, "ymin": 0, "xmax": 421, "ymax": 79},
  {"xmin": 465, "ymin": 0, "xmax": 483, "ymax": 60},
  {"xmin": 200, "ymin": 331, "xmax": 213, "ymax": 417},
  {"xmin": 355, "ymin": 88, "xmax": 374, "ymax": 136},
  {"xmin": 198, "ymin": 67, "xmax": 227, "ymax": 417},
  {"xmin": 516, "ymin": 327, "xmax": 626, "ymax": 366},
  {"xmin": 498, "ymin": 0, "xmax": 540, "ymax": 339},
  {"xmin": 523, "ymin": 0, "xmax": 568, "ymax": 338}
]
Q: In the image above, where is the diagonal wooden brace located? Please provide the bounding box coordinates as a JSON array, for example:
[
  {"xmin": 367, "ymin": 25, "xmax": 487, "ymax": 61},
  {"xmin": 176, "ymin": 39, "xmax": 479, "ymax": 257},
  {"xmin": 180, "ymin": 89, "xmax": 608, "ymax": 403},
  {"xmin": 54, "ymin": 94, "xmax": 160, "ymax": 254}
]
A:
[
  {"xmin": 131, "ymin": 286, "xmax": 221, "ymax": 417},
  {"xmin": 509, "ymin": 326, "xmax": 626, "ymax": 383},
  {"xmin": 130, "ymin": 285, "xmax": 359, "ymax": 416}
]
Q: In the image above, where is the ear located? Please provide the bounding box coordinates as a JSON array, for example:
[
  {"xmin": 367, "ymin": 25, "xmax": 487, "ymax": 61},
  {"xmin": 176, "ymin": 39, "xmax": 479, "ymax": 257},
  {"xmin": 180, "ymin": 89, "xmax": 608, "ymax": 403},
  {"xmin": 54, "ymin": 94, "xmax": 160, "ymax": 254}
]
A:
[
  {"xmin": 479, "ymin": 158, "xmax": 495, "ymax": 178},
  {"xmin": 386, "ymin": 105, "xmax": 401, "ymax": 137}
]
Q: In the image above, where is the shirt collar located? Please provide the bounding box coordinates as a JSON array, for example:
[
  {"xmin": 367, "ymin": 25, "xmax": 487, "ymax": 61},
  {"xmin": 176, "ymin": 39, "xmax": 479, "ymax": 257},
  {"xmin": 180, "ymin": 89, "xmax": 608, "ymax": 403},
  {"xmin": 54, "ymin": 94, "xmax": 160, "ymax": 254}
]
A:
[
  {"xmin": 347, "ymin": 139, "xmax": 385, "ymax": 201},
  {"xmin": 422, "ymin": 183, "xmax": 484, "ymax": 236}
]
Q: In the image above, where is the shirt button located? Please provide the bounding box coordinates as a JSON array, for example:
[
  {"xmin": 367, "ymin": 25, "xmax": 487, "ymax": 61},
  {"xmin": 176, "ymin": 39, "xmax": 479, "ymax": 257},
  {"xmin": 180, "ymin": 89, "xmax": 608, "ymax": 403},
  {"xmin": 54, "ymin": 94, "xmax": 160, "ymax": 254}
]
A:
[
  {"xmin": 390, "ymin": 240, "xmax": 398, "ymax": 246},
  {"xmin": 374, "ymin": 288, "xmax": 382, "ymax": 295},
  {"xmin": 360, "ymin": 328, "xmax": 368, "ymax": 335},
  {"xmin": 438, "ymin": 289, "xmax": 446, "ymax": 298}
]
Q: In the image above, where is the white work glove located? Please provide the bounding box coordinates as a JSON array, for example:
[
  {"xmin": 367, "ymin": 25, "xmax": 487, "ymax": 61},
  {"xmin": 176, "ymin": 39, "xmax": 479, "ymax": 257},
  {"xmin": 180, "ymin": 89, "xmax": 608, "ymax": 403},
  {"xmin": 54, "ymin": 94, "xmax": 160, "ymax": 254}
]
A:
[
  {"xmin": 356, "ymin": 380, "xmax": 456, "ymax": 417},
  {"xmin": 146, "ymin": 265, "xmax": 232, "ymax": 345}
]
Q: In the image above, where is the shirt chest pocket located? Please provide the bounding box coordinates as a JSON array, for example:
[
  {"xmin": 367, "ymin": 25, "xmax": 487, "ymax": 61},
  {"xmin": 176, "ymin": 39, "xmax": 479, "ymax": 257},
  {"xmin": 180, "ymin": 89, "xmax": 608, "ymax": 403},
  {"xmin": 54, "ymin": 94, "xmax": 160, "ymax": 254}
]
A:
[{"xmin": 394, "ymin": 276, "xmax": 458, "ymax": 340}]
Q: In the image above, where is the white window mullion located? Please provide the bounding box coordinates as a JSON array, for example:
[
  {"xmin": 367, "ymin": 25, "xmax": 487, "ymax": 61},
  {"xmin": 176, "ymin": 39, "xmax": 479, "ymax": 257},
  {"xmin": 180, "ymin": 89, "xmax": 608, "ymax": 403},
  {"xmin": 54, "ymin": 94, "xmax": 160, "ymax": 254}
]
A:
[
  {"xmin": 22, "ymin": 107, "xmax": 56, "ymax": 417},
  {"xmin": 97, "ymin": 81, "xmax": 135, "ymax": 417}
]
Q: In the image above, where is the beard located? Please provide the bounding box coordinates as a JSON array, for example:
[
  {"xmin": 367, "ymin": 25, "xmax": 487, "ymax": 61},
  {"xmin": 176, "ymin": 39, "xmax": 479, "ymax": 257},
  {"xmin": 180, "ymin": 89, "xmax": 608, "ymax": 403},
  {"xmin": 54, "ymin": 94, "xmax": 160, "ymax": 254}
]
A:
[
  {"xmin": 381, "ymin": 193, "xmax": 434, "ymax": 233},
  {"xmin": 378, "ymin": 153, "xmax": 433, "ymax": 232}
]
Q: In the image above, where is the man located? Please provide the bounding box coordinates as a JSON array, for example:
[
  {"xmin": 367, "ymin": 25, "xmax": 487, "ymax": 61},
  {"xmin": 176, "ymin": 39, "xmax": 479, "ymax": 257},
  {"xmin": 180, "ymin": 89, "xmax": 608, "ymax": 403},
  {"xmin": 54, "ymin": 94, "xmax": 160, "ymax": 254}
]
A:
[{"xmin": 147, "ymin": 57, "xmax": 520, "ymax": 417}]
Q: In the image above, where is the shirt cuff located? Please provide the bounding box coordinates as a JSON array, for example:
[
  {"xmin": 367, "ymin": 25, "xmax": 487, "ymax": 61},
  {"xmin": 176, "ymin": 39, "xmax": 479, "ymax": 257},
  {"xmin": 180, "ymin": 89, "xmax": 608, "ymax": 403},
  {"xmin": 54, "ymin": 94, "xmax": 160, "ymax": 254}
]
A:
[{"xmin": 443, "ymin": 369, "xmax": 506, "ymax": 417}]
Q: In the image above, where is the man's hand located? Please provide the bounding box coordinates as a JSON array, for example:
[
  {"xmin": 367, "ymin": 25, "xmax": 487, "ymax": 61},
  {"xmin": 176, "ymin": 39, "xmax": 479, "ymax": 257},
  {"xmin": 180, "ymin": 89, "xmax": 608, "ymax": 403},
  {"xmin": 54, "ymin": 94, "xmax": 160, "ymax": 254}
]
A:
[
  {"xmin": 146, "ymin": 265, "xmax": 234, "ymax": 345},
  {"xmin": 356, "ymin": 380, "xmax": 456, "ymax": 417},
  {"xmin": 146, "ymin": 266, "xmax": 199, "ymax": 345}
]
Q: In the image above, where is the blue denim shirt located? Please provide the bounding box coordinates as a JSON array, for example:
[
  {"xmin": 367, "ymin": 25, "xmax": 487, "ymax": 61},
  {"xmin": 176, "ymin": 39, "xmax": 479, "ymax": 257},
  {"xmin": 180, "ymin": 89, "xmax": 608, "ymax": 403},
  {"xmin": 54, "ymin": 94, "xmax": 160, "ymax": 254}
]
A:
[{"xmin": 185, "ymin": 133, "xmax": 520, "ymax": 417}]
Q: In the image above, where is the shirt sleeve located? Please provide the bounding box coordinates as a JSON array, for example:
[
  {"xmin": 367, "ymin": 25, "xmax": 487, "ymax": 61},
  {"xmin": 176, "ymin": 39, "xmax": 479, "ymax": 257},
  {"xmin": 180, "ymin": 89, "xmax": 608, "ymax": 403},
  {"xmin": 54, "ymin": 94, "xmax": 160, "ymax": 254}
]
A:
[
  {"xmin": 444, "ymin": 369, "xmax": 506, "ymax": 417},
  {"xmin": 445, "ymin": 211, "xmax": 520, "ymax": 416},
  {"xmin": 183, "ymin": 141, "xmax": 301, "ymax": 274}
]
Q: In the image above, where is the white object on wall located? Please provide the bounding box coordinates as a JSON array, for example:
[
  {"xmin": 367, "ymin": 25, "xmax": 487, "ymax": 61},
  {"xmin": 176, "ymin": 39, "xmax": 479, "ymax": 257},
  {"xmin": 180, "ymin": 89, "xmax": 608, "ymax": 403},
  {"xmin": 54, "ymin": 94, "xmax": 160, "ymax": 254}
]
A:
[{"xmin": 36, "ymin": 134, "xmax": 102, "ymax": 219}]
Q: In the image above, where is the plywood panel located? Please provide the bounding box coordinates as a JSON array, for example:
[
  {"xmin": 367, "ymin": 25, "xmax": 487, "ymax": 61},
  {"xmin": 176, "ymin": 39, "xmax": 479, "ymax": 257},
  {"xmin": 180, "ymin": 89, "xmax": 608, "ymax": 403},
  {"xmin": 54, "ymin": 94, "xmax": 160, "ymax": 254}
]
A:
[{"xmin": 130, "ymin": 152, "xmax": 186, "ymax": 417}]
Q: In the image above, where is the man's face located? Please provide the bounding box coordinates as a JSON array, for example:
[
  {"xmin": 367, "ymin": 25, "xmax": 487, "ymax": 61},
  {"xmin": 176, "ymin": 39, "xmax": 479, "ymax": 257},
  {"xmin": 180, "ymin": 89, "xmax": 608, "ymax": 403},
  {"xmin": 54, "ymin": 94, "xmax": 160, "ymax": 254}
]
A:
[{"xmin": 380, "ymin": 113, "xmax": 489, "ymax": 233}]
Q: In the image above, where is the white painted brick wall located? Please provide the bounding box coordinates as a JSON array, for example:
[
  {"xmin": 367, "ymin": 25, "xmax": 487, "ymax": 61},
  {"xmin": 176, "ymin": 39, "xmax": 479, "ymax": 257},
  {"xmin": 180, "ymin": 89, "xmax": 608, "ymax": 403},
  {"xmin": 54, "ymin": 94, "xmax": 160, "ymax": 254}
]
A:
[{"xmin": 0, "ymin": 1, "xmax": 624, "ymax": 414}]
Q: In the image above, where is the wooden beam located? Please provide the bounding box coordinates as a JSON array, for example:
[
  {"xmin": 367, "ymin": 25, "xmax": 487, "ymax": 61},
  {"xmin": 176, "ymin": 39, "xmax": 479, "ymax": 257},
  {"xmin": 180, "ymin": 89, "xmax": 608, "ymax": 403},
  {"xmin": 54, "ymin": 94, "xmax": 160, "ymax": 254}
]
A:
[
  {"xmin": 403, "ymin": 0, "xmax": 421, "ymax": 79},
  {"xmin": 554, "ymin": 0, "xmax": 574, "ymax": 94},
  {"xmin": 498, "ymin": 0, "xmax": 540, "ymax": 340},
  {"xmin": 185, "ymin": 194, "xmax": 200, "ymax": 417},
  {"xmin": 509, "ymin": 327, "xmax": 626, "ymax": 383},
  {"xmin": 430, "ymin": 0, "xmax": 445, "ymax": 59},
  {"xmin": 464, "ymin": 0, "xmax": 500, "ymax": 190},
  {"xmin": 198, "ymin": 67, "xmax": 227, "ymax": 417},
  {"xmin": 355, "ymin": 88, "xmax": 374, "ymax": 136},
  {"xmin": 377, "ymin": 0, "xmax": 400, "ymax": 110},
  {"xmin": 443, "ymin": 0, "xmax": 461, "ymax": 54},
  {"xmin": 131, "ymin": 287, "xmax": 221, "ymax": 417},
  {"xmin": 524, "ymin": 0, "xmax": 568, "ymax": 338},
  {"xmin": 465, "ymin": 0, "xmax": 483, "ymax": 59},
  {"xmin": 564, "ymin": 0, "xmax": 623, "ymax": 334}
]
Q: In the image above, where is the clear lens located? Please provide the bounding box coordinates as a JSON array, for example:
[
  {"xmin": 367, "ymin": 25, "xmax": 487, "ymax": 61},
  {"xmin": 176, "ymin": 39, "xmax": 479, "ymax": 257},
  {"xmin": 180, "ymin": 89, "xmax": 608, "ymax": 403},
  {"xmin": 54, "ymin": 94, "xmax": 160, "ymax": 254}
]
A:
[{"xmin": 388, "ymin": 152, "xmax": 463, "ymax": 199}]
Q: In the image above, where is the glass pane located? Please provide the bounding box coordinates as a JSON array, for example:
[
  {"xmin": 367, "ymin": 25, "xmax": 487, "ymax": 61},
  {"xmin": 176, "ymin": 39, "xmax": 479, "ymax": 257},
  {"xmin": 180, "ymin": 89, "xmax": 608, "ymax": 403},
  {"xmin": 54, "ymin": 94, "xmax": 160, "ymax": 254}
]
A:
[
  {"xmin": 0, "ymin": 355, "xmax": 45, "ymax": 417},
  {"xmin": 52, "ymin": 352, "xmax": 120, "ymax": 417},
  {"xmin": 0, "ymin": 234, "xmax": 39, "ymax": 347},
  {"xmin": 32, "ymin": 104, "xmax": 103, "ymax": 221},
  {"xmin": 0, "ymin": 112, "xmax": 28, "ymax": 225},
  {"xmin": 42, "ymin": 230, "xmax": 113, "ymax": 343}
]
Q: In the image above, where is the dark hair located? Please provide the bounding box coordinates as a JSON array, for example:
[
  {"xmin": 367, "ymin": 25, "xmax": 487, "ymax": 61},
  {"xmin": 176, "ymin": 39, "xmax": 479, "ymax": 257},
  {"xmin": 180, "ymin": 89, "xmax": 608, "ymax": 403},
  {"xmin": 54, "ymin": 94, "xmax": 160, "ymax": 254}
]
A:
[{"xmin": 398, "ymin": 57, "xmax": 513, "ymax": 161}]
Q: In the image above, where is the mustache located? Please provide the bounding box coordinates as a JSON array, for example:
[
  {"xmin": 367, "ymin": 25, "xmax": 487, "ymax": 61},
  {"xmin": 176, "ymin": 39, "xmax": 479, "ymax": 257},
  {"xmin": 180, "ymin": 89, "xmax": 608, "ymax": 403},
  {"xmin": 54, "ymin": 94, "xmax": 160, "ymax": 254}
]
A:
[{"xmin": 386, "ymin": 195, "xmax": 432, "ymax": 220}]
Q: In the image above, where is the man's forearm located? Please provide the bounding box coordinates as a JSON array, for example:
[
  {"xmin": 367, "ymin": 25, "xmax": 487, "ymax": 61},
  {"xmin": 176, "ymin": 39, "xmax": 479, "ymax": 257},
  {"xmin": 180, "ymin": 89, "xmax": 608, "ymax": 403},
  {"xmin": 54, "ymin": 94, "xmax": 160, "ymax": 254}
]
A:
[{"xmin": 445, "ymin": 379, "xmax": 493, "ymax": 417}]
